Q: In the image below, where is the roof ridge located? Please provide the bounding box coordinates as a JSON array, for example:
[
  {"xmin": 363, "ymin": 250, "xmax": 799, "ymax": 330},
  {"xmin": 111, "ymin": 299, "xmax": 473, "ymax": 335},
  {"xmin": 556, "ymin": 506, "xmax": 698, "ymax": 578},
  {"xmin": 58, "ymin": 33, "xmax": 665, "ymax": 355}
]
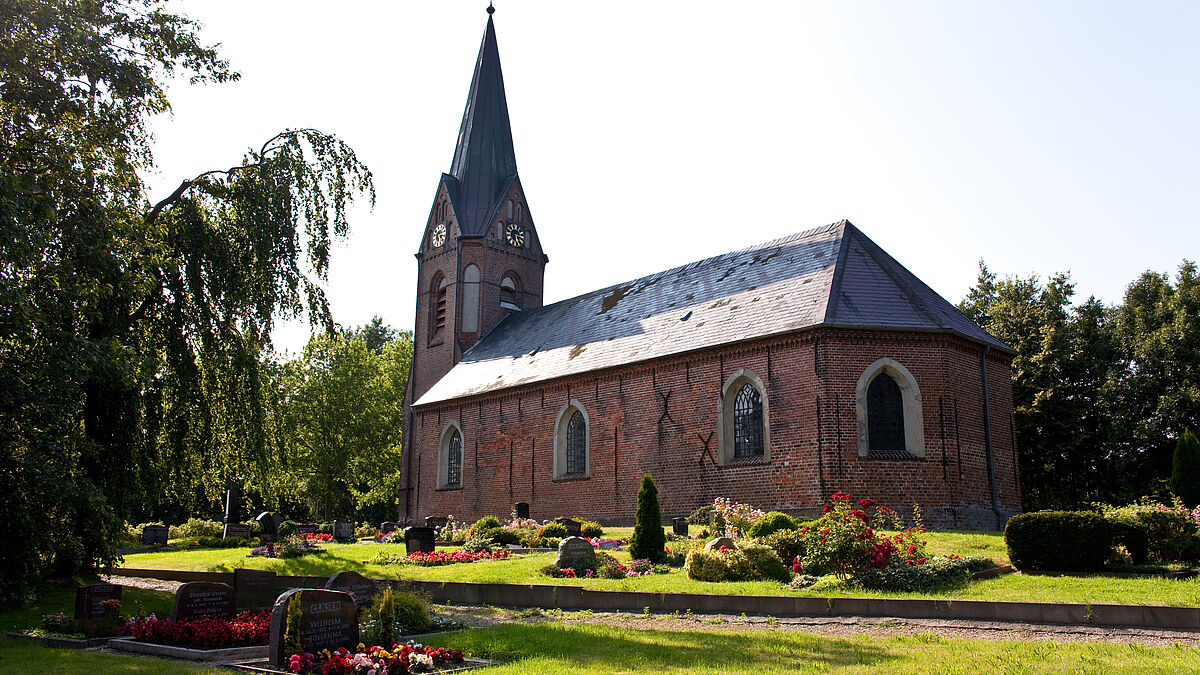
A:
[{"xmin": 823, "ymin": 221, "xmax": 853, "ymax": 324}]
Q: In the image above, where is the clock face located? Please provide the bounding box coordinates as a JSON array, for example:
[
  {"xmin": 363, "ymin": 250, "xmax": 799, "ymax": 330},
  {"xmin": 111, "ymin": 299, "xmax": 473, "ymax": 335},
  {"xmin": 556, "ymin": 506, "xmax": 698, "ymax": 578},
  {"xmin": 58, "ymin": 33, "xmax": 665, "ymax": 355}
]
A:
[
  {"xmin": 431, "ymin": 223, "xmax": 447, "ymax": 247},
  {"xmin": 505, "ymin": 222, "xmax": 525, "ymax": 247}
]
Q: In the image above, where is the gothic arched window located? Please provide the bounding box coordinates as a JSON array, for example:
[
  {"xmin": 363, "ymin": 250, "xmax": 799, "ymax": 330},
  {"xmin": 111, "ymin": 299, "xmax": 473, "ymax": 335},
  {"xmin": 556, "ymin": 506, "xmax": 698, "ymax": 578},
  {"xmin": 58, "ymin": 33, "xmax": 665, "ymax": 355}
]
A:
[
  {"xmin": 554, "ymin": 401, "xmax": 589, "ymax": 479},
  {"xmin": 500, "ymin": 273, "xmax": 521, "ymax": 311},
  {"xmin": 462, "ymin": 265, "xmax": 480, "ymax": 333},
  {"xmin": 438, "ymin": 423, "xmax": 464, "ymax": 490},
  {"xmin": 429, "ymin": 274, "xmax": 448, "ymax": 343},
  {"xmin": 566, "ymin": 410, "xmax": 586, "ymax": 475},
  {"xmin": 718, "ymin": 368, "xmax": 771, "ymax": 464},
  {"xmin": 733, "ymin": 384, "xmax": 764, "ymax": 458},
  {"xmin": 867, "ymin": 374, "xmax": 905, "ymax": 456},
  {"xmin": 855, "ymin": 358, "xmax": 925, "ymax": 459}
]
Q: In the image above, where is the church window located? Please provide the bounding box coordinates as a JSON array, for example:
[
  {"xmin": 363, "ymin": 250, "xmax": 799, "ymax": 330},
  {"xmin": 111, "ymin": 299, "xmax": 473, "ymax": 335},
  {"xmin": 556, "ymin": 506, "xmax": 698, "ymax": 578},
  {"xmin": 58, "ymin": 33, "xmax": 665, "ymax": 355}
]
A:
[
  {"xmin": 462, "ymin": 265, "xmax": 480, "ymax": 332},
  {"xmin": 430, "ymin": 274, "xmax": 448, "ymax": 343},
  {"xmin": 554, "ymin": 401, "xmax": 589, "ymax": 479},
  {"xmin": 507, "ymin": 199, "xmax": 513, "ymax": 219},
  {"xmin": 718, "ymin": 368, "xmax": 770, "ymax": 464},
  {"xmin": 500, "ymin": 274, "xmax": 521, "ymax": 311},
  {"xmin": 733, "ymin": 384, "xmax": 764, "ymax": 457},
  {"xmin": 515, "ymin": 202, "xmax": 523, "ymax": 222},
  {"xmin": 438, "ymin": 423, "xmax": 464, "ymax": 490},
  {"xmin": 855, "ymin": 358, "xmax": 925, "ymax": 459}
]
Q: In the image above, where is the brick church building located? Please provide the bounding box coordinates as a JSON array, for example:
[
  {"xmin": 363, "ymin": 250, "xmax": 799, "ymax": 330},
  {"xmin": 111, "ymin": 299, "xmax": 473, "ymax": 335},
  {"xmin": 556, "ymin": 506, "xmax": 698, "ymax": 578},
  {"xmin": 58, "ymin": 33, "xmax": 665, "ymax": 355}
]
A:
[{"xmin": 400, "ymin": 10, "xmax": 1021, "ymax": 530}]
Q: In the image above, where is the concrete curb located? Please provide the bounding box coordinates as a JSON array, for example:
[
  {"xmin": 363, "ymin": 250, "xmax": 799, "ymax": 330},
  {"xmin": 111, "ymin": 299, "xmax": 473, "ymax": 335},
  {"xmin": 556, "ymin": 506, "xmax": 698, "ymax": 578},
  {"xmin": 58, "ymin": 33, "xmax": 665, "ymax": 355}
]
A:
[
  {"xmin": 109, "ymin": 637, "xmax": 268, "ymax": 662},
  {"xmin": 114, "ymin": 568, "xmax": 1200, "ymax": 631}
]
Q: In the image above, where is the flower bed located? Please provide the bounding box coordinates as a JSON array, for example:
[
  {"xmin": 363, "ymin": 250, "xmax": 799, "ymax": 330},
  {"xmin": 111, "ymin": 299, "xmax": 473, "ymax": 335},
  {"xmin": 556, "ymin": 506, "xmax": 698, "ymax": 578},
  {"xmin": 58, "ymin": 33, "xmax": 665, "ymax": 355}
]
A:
[
  {"xmin": 544, "ymin": 557, "xmax": 669, "ymax": 579},
  {"xmin": 367, "ymin": 549, "xmax": 512, "ymax": 566},
  {"xmin": 250, "ymin": 534, "xmax": 325, "ymax": 558},
  {"xmin": 302, "ymin": 532, "xmax": 333, "ymax": 543},
  {"xmin": 288, "ymin": 641, "xmax": 465, "ymax": 674},
  {"xmin": 123, "ymin": 610, "xmax": 270, "ymax": 649}
]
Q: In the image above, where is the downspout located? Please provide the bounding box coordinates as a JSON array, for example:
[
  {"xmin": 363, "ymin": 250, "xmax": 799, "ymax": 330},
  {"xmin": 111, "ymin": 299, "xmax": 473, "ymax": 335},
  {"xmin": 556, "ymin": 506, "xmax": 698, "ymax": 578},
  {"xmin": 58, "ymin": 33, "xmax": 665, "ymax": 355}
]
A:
[{"xmin": 981, "ymin": 345, "xmax": 1001, "ymax": 526}]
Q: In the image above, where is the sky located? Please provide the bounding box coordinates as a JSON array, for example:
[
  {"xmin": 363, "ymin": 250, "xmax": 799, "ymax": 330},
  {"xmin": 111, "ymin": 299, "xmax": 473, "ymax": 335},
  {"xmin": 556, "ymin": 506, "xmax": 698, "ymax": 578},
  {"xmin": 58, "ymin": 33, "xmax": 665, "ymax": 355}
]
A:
[{"xmin": 144, "ymin": 1, "xmax": 1200, "ymax": 354}]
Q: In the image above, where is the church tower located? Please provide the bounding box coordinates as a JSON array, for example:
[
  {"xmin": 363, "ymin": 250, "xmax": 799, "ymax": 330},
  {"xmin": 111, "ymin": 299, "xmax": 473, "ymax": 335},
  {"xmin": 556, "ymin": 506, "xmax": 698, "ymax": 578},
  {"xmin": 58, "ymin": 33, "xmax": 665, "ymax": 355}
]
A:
[{"xmin": 408, "ymin": 6, "xmax": 548, "ymax": 407}]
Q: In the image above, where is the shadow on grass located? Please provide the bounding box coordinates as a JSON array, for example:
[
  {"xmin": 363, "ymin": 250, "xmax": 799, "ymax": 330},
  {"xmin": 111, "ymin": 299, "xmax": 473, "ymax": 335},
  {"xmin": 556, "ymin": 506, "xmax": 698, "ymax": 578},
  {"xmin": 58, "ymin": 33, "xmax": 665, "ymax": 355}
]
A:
[
  {"xmin": 420, "ymin": 622, "xmax": 895, "ymax": 672},
  {"xmin": 211, "ymin": 552, "xmax": 375, "ymax": 577}
]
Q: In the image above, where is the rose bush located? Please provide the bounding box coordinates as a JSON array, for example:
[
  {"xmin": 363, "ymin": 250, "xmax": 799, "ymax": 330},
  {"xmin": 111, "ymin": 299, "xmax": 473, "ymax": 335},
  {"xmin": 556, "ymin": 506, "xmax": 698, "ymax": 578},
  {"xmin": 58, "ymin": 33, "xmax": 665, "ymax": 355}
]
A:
[
  {"xmin": 367, "ymin": 549, "xmax": 511, "ymax": 566},
  {"xmin": 798, "ymin": 492, "xmax": 928, "ymax": 578},
  {"xmin": 125, "ymin": 610, "xmax": 270, "ymax": 649}
]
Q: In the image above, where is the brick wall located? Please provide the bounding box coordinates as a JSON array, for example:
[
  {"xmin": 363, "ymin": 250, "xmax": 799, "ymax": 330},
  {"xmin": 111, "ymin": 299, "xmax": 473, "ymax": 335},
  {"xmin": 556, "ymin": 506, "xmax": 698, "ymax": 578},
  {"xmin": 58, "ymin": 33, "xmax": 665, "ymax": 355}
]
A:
[{"xmin": 407, "ymin": 327, "xmax": 1020, "ymax": 530}]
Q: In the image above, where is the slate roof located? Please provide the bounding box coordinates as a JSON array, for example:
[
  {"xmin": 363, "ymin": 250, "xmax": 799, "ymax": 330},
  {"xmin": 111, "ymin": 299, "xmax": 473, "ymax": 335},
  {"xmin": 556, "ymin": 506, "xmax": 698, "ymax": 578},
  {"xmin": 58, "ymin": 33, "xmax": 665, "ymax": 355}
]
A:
[
  {"xmin": 445, "ymin": 15, "xmax": 518, "ymax": 237},
  {"xmin": 414, "ymin": 221, "xmax": 1011, "ymax": 407}
]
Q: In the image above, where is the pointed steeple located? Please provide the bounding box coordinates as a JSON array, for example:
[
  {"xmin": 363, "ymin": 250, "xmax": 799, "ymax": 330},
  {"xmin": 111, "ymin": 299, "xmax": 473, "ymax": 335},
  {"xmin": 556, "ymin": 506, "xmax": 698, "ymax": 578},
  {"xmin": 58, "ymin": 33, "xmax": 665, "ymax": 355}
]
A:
[{"xmin": 447, "ymin": 9, "xmax": 518, "ymax": 237}]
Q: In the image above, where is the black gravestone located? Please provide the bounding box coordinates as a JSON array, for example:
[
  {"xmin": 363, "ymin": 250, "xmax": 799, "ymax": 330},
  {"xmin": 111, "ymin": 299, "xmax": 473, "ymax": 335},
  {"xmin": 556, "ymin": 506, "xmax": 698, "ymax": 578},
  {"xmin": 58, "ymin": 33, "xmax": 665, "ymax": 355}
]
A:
[
  {"xmin": 235, "ymin": 568, "xmax": 278, "ymax": 610},
  {"xmin": 379, "ymin": 521, "xmax": 399, "ymax": 534},
  {"xmin": 294, "ymin": 523, "xmax": 317, "ymax": 536},
  {"xmin": 333, "ymin": 520, "xmax": 354, "ymax": 540},
  {"xmin": 268, "ymin": 589, "xmax": 358, "ymax": 667},
  {"xmin": 223, "ymin": 523, "xmax": 251, "ymax": 540},
  {"xmin": 555, "ymin": 517, "xmax": 582, "ymax": 537},
  {"xmin": 672, "ymin": 517, "xmax": 689, "ymax": 536},
  {"xmin": 425, "ymin": 516, "xmax": 448, "ymax": 530},
  {"xmin": 515, "ymin": 502, "xmax": 530, "ymax": 519},
  {"xmin": 74, "ymin": 584, "xmax": 122, "ymax": 619},
  {"xmin": 171, "ymin": 581, "xmax": 236, "ymax": 621},
  {"xmin": 256, "ymin": 512, "xmax": 281, "ymax": 541},
  {"xmin": 404, "ymin": 526, "xmax": 436, "ymax": 555},
  {"xmin": 141, "ymin": 525, "xmax": 169, "ymax": 546},
  {"xmin": 324, "ymin": 571, "xmax": 379, "ymax": 609}
]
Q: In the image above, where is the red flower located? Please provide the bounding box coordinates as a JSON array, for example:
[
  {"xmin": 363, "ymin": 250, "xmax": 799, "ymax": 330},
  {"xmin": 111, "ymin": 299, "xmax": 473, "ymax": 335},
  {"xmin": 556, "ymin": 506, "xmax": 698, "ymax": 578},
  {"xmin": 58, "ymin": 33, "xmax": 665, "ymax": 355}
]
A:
[
  {"xmin": 822, "ymin": 505, "xmax": 834, "ymax": 514},
  {"xmin": 830, "ymin": 491, "xmax": 852, "ymax": 501},
  {"xmin": 858, "ymin": 498, "xmax": 876, "ymax": 507},
  {"xmin": 849, "ymin": 509, "xmax": 868, "ymax": 522}
]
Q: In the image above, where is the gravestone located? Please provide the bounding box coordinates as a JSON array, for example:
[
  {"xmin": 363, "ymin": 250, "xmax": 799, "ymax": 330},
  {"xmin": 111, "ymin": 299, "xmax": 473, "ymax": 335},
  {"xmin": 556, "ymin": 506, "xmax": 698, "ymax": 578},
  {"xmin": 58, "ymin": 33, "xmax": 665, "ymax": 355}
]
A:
[
  {"xmin": 294, "ymin": 523, "xmax": 317, "ymax": 535},
  {"xmin": 171, "ymin": 581, "xmax": 236, "ymax": 621},
  {"xmin": 268, "ymin": 589, "xmax": 358, "ymax": 667},
  {"xmin": 555, "ymin": 536, "xmax": 596, "ymax": 568},
  {"xmin": 554, "ymin": 517, "xmax": 582, "ymax": 537},
  {"xmin": 74, "ymin": 583, "xmax": 122, "ymax": 619},
  {"xmin": 704, "ymin": 536, "xmax": 736, "ymax": 552},
  {"xmin": 333, "ymin": 520, "xmax": 355, "ymax": 540},
  {"xmin": 223, "ymin": 523, "xmax": 251, "ymax": 540},
  {"xmin": 404, "ymin": 526, "xmax": 436, "ymax": 554},
  {"xmin": 223, "ymin": 486, "xmax": 240, "ymax": 528},
  {"xmin": 141, "ymin": 525, "xmax": 169, "ymax": 546},
  {"xmin": 256, "ymin": 512, "xmax": 281, "ymax": 541},
  {"xmin": 379, "ymin": 521, "xmax": 400, "ymax": 534},
  {"xmin": 514, "ymin": 502, "xmax": 530, "ymax": 519},
  {"xmin": 672, "ymin": 518, "xmax": 689, "ymax": 537},
  {"xmin": 324, "ymin": 571, "xmax": 379, "ymax": 609},
  {"xmin": 424, "ymin": 516, "xmax": 448, "ymax": 530},
  {"xmin": 235, "ymin": 568, "xmax": 278, "ymax": 610}
]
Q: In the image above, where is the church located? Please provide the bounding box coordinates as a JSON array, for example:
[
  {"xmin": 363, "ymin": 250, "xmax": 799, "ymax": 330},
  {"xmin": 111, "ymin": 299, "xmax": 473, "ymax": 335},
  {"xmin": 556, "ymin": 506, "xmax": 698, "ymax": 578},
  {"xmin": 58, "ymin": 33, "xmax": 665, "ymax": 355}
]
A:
[{"xmin": 400, "ymin": 9, "xmax": 1022, "ymax": 530}]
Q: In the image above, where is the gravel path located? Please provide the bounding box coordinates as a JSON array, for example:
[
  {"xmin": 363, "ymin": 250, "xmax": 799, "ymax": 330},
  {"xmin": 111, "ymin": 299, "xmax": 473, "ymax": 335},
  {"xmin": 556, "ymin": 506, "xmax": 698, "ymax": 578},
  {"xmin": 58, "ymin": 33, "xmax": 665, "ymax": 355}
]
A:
[{"xmin": 106, "ymin": 575, "xmax": 1200, "ymax": 647}]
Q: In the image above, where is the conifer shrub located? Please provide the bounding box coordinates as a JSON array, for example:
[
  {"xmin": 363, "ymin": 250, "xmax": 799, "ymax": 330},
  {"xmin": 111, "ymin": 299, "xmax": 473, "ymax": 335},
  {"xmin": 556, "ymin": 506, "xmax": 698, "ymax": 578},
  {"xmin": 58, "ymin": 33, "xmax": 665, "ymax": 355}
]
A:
[
  {"xmin": 284, "ymin": 594, "xmax": 302, "ymax": 657},
  {"xmin": 1004, "ymin": 511, "xmax": 1112, "ymax": 572},
  {"xmin": 1171, "ymin": 429, "xmax": 1200, "ymax": 508},
  {"xmin": 629, "ymin": 474, "xmax": 666, "ymax": 563}
]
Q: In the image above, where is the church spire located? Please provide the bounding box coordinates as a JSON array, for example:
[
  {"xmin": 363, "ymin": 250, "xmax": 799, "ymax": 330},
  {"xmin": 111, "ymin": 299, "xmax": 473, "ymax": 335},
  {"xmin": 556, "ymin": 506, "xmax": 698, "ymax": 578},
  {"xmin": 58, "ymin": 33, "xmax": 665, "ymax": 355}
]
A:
[{"xmin": 448, "ymin": 8, "xmax": 517, "ymax": 237}]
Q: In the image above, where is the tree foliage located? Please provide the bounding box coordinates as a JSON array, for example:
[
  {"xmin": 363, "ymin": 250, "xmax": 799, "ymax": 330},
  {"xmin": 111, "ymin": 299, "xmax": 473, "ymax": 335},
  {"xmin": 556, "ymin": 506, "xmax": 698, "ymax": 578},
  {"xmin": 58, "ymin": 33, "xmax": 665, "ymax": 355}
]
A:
[
  {"xmin": 0, "ymin": 0, "xmax": 374, "ymax": 604},
  {"xmin": 1171, "ymin": 430, "xmax": 1200, "ymax": 508}
]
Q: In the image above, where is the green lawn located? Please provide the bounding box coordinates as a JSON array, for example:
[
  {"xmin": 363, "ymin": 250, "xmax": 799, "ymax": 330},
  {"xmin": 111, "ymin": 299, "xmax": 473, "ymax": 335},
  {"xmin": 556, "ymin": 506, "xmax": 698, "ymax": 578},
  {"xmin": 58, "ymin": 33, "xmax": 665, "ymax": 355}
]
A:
[
  {"xmin": 418, "ymin": 623, "xmax": 1200, "ymax": 674},
  {"xmin": 118, "ymin": 529, "xmax": 1200, "ymax": 607}
]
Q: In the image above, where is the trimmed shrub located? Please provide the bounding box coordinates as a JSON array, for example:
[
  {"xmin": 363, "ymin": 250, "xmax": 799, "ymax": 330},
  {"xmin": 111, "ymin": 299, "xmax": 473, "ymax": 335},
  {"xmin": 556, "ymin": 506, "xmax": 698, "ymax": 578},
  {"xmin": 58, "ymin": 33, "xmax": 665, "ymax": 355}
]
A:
[
  {"xmin": 468, "ymin": 515, "xmax": 501, "ymax": 538},
  {"xmin": 747, "ymin": 512, "xmax": 798, "ymax": 538},
  {"xmin": 580, "ymin": 521, "xmax": 604, "ymax": 538},
  {"xmin": 759, "ymin": 529, "xmax": 805, "ymax": 566},
  {"xmin": 1172, "ymin": 429, "xmax": 1200, "ymax": 508},
  {"xmin": 1004, "ymin": 511, "xmax": 1112, "ymax": 572},
  {"xmin": 738, "ymin": 541, "xmax": 790, "ymax": 582},
  {"xmin": 850, "ymin": 557, "xmax": 973, "ymax": 592},
  {"xmin": 1135, "ymin": 509, "xmax": 1198, "ymax": 562},
  {"xmin": 629, "ymin": 474, "xmax": 666, "ymax": 563},
  {"xmin": 687, "ymin": 505, "xmax": 714, "ymax": 526},
  {"xmin": 170, "ymin": 518, "xmax": 224, "ymax": 539},
  {"xmin": 1109, "ymin": 520, "xmax": 1150, "ymax": 565},
  {"xmin": 277, "ymin": 521, "xmax": 297, "ymax": 537},
  {"xmin": 684, "ymin": 549, "xmax": 728, "ymax": 582},
  {"xmin": 537, "ymin": 522, "xmax": 569, "ymax": 540},
  {"xmin": 390, "ymin": 590, "xmax": 432, "ymax": 634},
  {"xmin": 473, "ymin": 527, "xmax": 521, "ymax": 547}
]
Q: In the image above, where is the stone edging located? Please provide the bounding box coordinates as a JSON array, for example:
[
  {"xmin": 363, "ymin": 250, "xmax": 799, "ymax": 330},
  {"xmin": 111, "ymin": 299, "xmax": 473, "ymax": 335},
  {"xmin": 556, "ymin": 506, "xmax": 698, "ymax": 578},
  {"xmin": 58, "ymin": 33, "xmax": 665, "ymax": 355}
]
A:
[
  {"xmin": 109, "ymin": 636, "xmax": 268, "ymax": 662},
  {"xmin": 5, "ymin": 631, "xmax": 118, "ymax": 649},
  {"xmin": 115, "ymin": 568, "xmax": 1200, "ymax": 631}
]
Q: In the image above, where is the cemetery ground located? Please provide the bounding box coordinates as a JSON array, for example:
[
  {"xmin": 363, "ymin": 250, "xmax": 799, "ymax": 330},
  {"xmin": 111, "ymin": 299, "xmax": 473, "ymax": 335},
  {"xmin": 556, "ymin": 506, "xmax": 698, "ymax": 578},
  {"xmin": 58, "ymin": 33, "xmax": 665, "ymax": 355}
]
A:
[
  {"xmin": 117, "ymin": 528, "xmax": 1200, "ymax": 607},
  {"xmin": 2, "ymin": 582, "xmax": 1199, "ymax": 674}
]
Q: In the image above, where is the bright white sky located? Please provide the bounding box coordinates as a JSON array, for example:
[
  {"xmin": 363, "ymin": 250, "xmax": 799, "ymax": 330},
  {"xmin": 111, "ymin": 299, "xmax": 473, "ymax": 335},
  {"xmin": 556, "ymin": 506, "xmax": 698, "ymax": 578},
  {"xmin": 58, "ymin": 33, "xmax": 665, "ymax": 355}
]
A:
[{"xmin": 145, "ymin": 1, "xmax": 1200, "ymax": 354}]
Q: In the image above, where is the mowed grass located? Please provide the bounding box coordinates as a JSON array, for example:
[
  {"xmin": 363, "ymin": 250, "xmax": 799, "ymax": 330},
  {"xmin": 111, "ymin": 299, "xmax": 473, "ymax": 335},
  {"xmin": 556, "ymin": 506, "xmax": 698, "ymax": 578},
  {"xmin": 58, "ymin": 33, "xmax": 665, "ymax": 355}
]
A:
[
  {"xmin": 118, "ymin": 529, "xmax": 1200, "ymax": 607},
  {"xmin": 417, "ymin": 622, "xmax": 1200, "ymax": 674}
]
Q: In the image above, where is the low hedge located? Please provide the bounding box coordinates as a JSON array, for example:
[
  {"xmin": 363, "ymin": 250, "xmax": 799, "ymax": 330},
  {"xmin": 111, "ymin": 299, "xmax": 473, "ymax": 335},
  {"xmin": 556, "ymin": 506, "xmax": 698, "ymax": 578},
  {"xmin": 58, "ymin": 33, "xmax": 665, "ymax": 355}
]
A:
[
  {"xmin": 1004, "ymin": 511, "xmax": 1112, "ymax": 572},
  {"xmin": 747, "ymin": 512, "xmax": 798, "ymax": 538}
]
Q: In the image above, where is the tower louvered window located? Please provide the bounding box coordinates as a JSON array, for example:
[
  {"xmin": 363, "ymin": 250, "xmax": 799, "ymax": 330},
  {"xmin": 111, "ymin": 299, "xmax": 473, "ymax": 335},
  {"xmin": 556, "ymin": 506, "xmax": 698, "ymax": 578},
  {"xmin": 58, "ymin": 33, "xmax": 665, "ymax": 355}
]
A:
[
  {"xmin": 446, "ymin": 429, "xmax": 463, "ymax": 487},
  {"xmin": 566, "ymin": 410, "xmax": 586, "ymax": 475},
  {"xmin": 733, "ymin": 384, "xmax": 764, "ymax": 458},
  {"xmin": 867, "ymin": 374, "xmax": 906, "ymax": 457},
  {"xmin": 433, "ymin": 277, "xmax": 448, "ymax": 339}
]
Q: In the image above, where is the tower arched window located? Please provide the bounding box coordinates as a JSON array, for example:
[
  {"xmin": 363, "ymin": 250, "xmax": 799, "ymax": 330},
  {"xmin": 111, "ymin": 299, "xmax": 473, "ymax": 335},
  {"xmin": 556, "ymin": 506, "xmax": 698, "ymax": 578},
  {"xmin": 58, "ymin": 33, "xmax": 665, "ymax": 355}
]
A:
[
  {"xmin": 500, "ymin": 274, "xmax": 521, "ymax": 311},
  {"xmin": 462, "ymin": 265, "xmax": 480, "ymax": 333},
  {"xmin": 554, "ymin": 401, "xmax": 590, "ymax": 479},
  {"xmin": 429, "ymin": 274, "xmax": 448, "ymax": 343},
  {"xmin": 855, "ymin": 358, "xmax": 925, "ymax": 459},
  {"xmin": 718, "ymin": 368, "xmax": 771, "ymax": 464}
]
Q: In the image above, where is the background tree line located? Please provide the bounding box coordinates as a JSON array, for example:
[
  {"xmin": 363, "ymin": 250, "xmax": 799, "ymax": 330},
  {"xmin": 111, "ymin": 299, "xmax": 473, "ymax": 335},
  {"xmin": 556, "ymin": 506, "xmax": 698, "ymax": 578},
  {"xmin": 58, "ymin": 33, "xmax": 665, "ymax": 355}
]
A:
[{"xmin": 959, "ymin": 260, "xmax": 1200, "ymax": 510}]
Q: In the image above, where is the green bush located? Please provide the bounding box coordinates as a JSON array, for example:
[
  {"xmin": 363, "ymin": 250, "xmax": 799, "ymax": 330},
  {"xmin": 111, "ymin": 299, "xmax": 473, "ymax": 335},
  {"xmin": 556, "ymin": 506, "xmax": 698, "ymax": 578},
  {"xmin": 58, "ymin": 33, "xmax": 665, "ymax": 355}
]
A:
[
  {"xmin": 759, "ymin": 529, "xmax": 805, "ymax": 567},
  {"xmin": 476, "ymin": 527, "xmax": 521, "ymax": 547},
  {"xmin": 629, "ymin": 474, "xmax": 666, "ymax": 563},
  {"xmin": 170, "ymin": 518, "xmax": 224, "ymax": 539},
  {"xmin": 580, "ymin": 520, "xmax": 604, "ymax": 538},
  {"xmin": 461, "ymin": 537, "xmax": 492, "ymax": 553},
  {"xmin": 1108, "ymin": 520, "xmax": 1150, "ymax": 565},
  {"xmin": 1135, "ymin": 509, "xmax": 1199, "ymax": 562},
  {"xmin": 360, "ymin": 587, "xmax": 431, "ymax": 645},
  {"xmin": 747, "ymin": 512, "xmax": 797, "ymax": 538},
  {"xmin": 537, "ymin": 522, "xmax": 569, "ymax": 540},
  {"xmin": 687, "ymin": 505, "xmax": 714, "ymax": 526},
  {"xmin": 277, "ymin": 520, "xmax": 297, "ymax": 537},
  {"xmin": 469, "ymin": 515, "xmax": 501, "ymax": 539},
  {"xmin": 1004, "ymin": 511, "xmax": 1112, "ymax": 572},
  {"xmin": 1171, "ymin": 429, "xmax": 1200, "ymax": 508},
  {"xmin": 683, "ymin": 549, "xmax": 728, "ymax": 582},
  {"xmin": 355, "ymin": 522, "xmax": 379, "ymax": 538},
  {"xmin": 850, "ymin": 557, "xmax": 973, "ymax": 592},
  {"xmin": 737, "ymin": 541, "xmax": 790, "ymax": 582}
]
